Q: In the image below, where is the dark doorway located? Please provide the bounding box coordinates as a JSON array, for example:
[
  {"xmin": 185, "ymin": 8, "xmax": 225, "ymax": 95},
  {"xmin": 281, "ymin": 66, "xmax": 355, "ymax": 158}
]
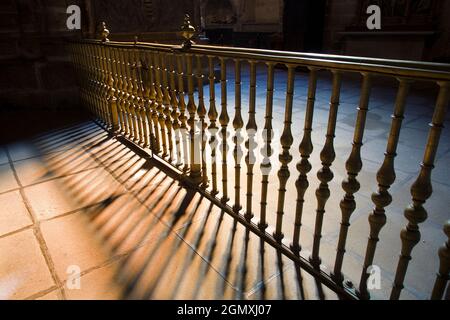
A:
[{"xmin": 283, "ymin": 0, "xmax": 326, "ymax": 52}]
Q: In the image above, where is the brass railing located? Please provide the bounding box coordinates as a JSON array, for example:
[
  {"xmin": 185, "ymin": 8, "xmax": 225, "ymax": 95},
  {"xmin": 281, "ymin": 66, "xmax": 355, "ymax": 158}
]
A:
[{"xmin": 68, "ymin": 16, "xmax": 450, "ymax": 300}]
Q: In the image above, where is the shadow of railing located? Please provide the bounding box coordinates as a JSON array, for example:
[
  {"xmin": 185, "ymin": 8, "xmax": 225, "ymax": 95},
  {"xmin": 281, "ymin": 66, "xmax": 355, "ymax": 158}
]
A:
[{"xmin": 30, "ymin": 120, "xmax": 338, "ymax": 300}]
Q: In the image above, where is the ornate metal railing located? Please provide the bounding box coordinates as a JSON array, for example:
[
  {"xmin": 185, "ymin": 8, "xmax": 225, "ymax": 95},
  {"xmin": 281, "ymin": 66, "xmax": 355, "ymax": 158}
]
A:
[{"xmin": 68, "ymin": 16, "xmax": 450, "ymax": 300}]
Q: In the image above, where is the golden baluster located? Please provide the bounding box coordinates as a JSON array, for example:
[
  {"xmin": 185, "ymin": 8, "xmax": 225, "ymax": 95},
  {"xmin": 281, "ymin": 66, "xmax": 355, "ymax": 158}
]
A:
[
  {"xmin": 89, "ymin": 44, "xmax": 99, "ymax": 117},
  {"xmin": 100, "ymin": 45, "xmax": 110, "ymax": 126},
  {"xmin": 391, "ymin": 81, "xmax": 450, "ymax": 300},
  {"xmin": 333, "ymin": 73, "xmax": 372, "ymax": 283},
  {"xmin": 196, "ymin": 55, "xmax": 208, "ymax": 187},
  {"xmin": 136, "ymin": 49, "xmax": 149, "ymax": 147},
  {"xmin": 232, "ymin": 59, "xmax": 244, "ymax": 212},
  {"xmin": 90, "ymin": 44, "xmax": 101, "ymax": 120},
  {"xmin": 431, "ymin": 221, "xmax": 450, "ymax": 300},
  {"xmin": 259, "ymin": 62, "xmax": 275, "ymax": 231},
  {"xmin": 91, "ymin": 44, "xmax": 101, "ymax": 120},
  {"xmin": 110, "ymin": 47, "xmax": 122, "ymax": 132},
  {"xmin": 208, "ymin": 56, "xmax": 219, "ymax": 195},
  {"xmin": 219, "ymin": 57, "xmax": 230, "ymax": 202},
  {"xmin": 147, "ymin": 51, "xmax": 160, "ymax": 153},
  {"xmin": 161, "ymin": 52, "xmax": 174, "ymax": 161},
  {"xmin": 245, "ymin": 60, "xmax": 258, "ymax": 222},
  {"xmin": 135, "ymin": 47, "xmax": 146, "ymax": 145},
  {"xmin": 274, "ymin": 64, "xmax": 296, "ymax": 242},
  {"xmin": 142, "ymin": 51, "xmax": 155, "ymax": 149},
  {"xmin": 358, "ymin": 78, "xmax": 411, "ymax": 299},
  {"xmin": 170, "ymin": 53, "xmax": 182, "ymax": 165},
  {"xmin": 176, "ymin": 54, "xmax": 188, "ymax": 169},
  {"xmin": 107, "ymin": 75, "xmax": 119, "ymax": 132},
  {"xmin": 124, "ymin": 49, "xmax": 136, "ymax": 139},
  {"xmin": 130, "ymin": 49, "xmax": 142, "ymax": 142},
  {"xmin": 119, "ymin": 48, "xmax": 131, "ymax": 136},
  {"xmin": 90, "ymin": 44, "xmax": 100, "ymax": 119},
  {"xmin": 186, "ymin": 53, "xmax": 202, "ymax": 183},
  {"xmin": 105, "ymin": 45, "xmax": 120, "ymax": 132},
  {"xmin": 291, "ymin": 67, "xmax": 318, "ymax": 254},
  {"xmin": 310, "ymin": 70, "xmax": 342, "ymax": 266},
  {"xmin": 114, "ymin": 47, "xmax": 127, "ymax": 134},
  {"xmin": 154, "ymin": 52, "xmax": 167, "ymax": 157}
]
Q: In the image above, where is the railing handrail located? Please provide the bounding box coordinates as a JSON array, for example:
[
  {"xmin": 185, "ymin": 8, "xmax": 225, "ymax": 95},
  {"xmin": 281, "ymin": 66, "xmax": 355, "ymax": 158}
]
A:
[{"xmin": 74, "ymin": 38, "xmax": 450, "ymax": 82}]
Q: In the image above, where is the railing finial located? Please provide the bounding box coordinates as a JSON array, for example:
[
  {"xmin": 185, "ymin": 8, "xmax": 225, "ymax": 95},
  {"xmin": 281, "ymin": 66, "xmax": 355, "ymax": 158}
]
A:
[
  {"xmin": 180, "ymin": 13, "xmax": 196, "ymax": 49},
  {"xmin": 99, "ymin": 21, "xmax": 110, "ymax": 42}
]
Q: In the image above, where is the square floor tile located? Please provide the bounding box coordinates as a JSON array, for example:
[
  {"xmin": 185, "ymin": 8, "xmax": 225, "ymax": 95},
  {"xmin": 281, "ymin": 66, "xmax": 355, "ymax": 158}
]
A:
[
  {"xmin": 13, "ymin": 157, "xmax": 55, "ymax": 187},
  {"xmin": 40, "ymin": 211, "xmax": 112, "ymax": 282},
  {"xmin": 0, "ymin": 190, "xmax": 32, "ymax": 236},
  {"xmin": 0, "ymin": 229, "xmax": 54, "ymax": 299},
  {"xmin": 65, "ymin": 261, "xmax": 122, "ymax": 300},
  {"xmin": 7, "ymin": 142, "xmax": 41, "ymax": 162},
  {"xmin": 23, "ymin": 178, "xmax": 83, "ymax": 220},
  {"xmin": 0, "ymin": 163, "xmax": 19, "ymax": 193}
]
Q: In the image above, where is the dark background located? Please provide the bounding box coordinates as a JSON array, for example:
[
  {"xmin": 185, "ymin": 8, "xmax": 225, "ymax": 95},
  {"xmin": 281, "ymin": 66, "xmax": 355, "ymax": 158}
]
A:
[{"xmin": 0, "ymin": 0, "xmax": 449, "ymax": 112}]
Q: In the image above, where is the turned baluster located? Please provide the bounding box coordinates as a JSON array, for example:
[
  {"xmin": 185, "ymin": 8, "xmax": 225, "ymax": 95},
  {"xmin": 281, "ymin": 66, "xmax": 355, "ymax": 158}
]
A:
[
  {"xmin": 219, "ymin": 57, "xmax": 230, "ymax": 202},
  {"xmin": 101, "ymin": 45, "xmax": 111, "ymax": 126},
  {"xmin": 148, "ymin": 52, "xmax": 160, "ymax": 153},
  {"xmin": 232, "ymin": 59, "xmax": 244, "ymax": 213},
  {"xmin": 111, "ymin": 48, "xmax": 126, "ymax": 133},
  {"xmin": 333, "ymin": 73, "xmax": 372, "ymax": 283},
  {"xmin": 115, "ymin": 48, "xmax": 127, "ymax": 134},
  {"xmin": 291, "ymin": 67, "xmax": 318, "ymax": 254},
  {"xmin": 186, "ymin": 53, "xmax": 202, "ymax": 183},
  {"xmin": 274, "ymin": 64, "xmax": 296, "ymax": 242},
  {"xmin": 154, "ymin": 52, "xmax": 167, "ymax": 157},
  {"xmin": 93, "ymin": 45, "xmax": 105, "ymax": 122},
  {"xmin": 208, "ymin": 56, "xmax": 219, "ymax": 195},
  {"xmin": 93, "ymin": 45, "xmax": 103, "ymax": 122},
  {"xmin": 87, "ymin": 44, "xmax": 97, "ymax": 116},
  {"xmin": 131, "ymin": 48, "xmax": 142, "ymax": 142},
  {"xmin": 390, "ymin": 81, "xmax": 450, "ymax": 300},
  {"xmin": 310, "ymin": 70, "xmax": 342, "ymax": 266},
  {"xmin": 259, "ymin": 62, "xmax": 275, "ymax": 231},
  {"xmin": 118, "ymin": 48, "xmax": 131, "ymax": 137},
  {"xmin": 431, "ymin": 221, "xmax": 450, "ymax": 300},
  {"xmin": 196, "ymin": 55, "xmax": 208, "ymax": 187},
  {"xmin": 358, "ymin": 78, "xmax": 411, "ymax": 299},
  {"xmin": 105, "ymin": 45, "xmax": 120, "ymax": 132},
  {"xmin": 245, "ymin": 60, "xmax": 258, "ymax": 222},
  {"xmin": 169, "ymin": 53, "xmax": 182, "ymax": 165},
  {"xmin": 161, "ymin": 52, "xmax": 174, "ymax": 160},
  {"xmin": 176, "ymin": 54, "xmax": 188, "ymax": 171},
  {"xmin": 136, "ymin": 49, "xmax": 149, "ymax": 147},
  {"xmin": 125, "ymin": 49, "xmax": 137, "ymax": 139},
  {"xmin": 141, "ymin": 51, "xmax": 154, "ymax": 148}
]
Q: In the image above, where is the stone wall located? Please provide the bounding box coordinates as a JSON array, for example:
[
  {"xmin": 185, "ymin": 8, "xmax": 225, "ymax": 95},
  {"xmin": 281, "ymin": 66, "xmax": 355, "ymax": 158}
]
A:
[{"xmin": 0, "ymin": 0, "xmax": 84, "ymax": 110}]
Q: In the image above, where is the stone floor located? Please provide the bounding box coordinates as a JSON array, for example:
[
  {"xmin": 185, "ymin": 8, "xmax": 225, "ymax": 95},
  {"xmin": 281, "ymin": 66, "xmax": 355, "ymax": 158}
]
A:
[{"xmin": 0, "ymin": 66, "xmax": 449, "ymax": 300}]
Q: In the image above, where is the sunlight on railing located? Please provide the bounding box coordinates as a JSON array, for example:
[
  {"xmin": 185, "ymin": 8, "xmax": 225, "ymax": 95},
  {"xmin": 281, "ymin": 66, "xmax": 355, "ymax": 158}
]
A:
[{"xmin": 68, "ymin": 15, "xmax": 450, "ymax": 300}]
